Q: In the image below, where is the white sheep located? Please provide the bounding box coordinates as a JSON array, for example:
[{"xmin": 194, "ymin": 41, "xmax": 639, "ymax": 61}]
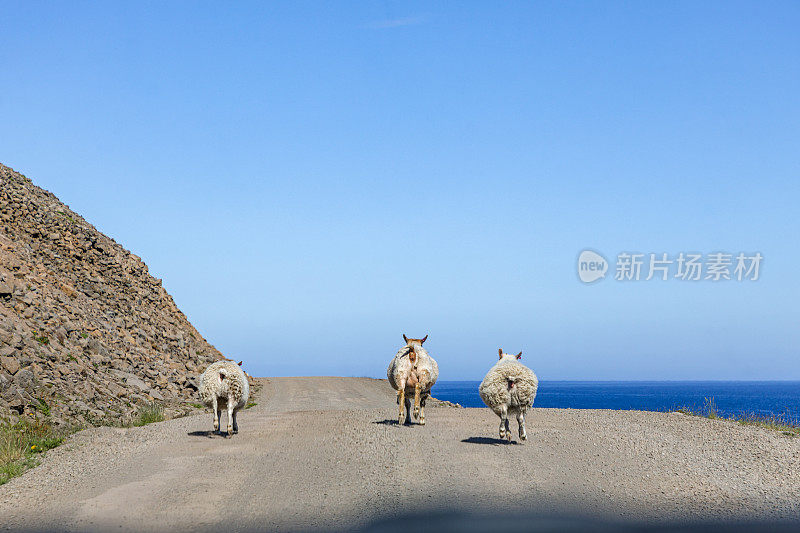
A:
[
  {"xmin": 199, "ymin": 360, "xmax": 250, "ymax": 436},
  {"xmin": 478, "ymin": 349, "xmax": 538, "ymax": 442},
  {"xmin": 387, "ymin": 334, "xmax": 439, "ymax": 425}
]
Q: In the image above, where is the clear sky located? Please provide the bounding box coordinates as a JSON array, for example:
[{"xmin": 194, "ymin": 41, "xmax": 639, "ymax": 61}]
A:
[{"xmin": 1, "ymin": 2, "xmax": 798, "ymax": 380}]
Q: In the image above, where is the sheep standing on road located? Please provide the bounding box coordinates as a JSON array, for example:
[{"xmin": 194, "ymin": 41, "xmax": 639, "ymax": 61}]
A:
[
  {"xmin": 387, "ymin": 334, "xmax": 439, "ymax": 425},
  {"xmin": 479, "ymin": 349, "xmax": 538, "ymax": 442},
  {"xmin": 199, "ymin": 360, "xmax": 250, "ymax": 436}
]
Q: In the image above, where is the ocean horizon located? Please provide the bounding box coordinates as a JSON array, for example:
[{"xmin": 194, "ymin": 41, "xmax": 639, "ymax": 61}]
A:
[{"xmin": 433, "ymin": 380, "xmax": 800, "ymax": 422}]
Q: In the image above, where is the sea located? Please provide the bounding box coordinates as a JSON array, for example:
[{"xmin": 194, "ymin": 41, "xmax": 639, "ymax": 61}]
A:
[{"xmin": 434, "ymin": 381, "xmax": 800, "ymax": 423}]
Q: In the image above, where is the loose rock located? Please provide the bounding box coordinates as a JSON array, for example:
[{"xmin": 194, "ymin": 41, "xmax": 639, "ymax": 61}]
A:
[{"xmin": 0, "ymin": 163, "xmax": 237, "ymax": 425}]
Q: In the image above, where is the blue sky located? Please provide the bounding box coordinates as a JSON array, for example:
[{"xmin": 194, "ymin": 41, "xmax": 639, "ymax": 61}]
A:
[{"xmin": 1, "ymin": 2, "xmax": 798, "ymax": 380}]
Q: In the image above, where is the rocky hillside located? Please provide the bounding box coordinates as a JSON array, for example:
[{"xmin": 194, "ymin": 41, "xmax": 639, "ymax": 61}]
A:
[{"xmin": 0, "ymin": 163, "xmax": 226, "ymax": 427}]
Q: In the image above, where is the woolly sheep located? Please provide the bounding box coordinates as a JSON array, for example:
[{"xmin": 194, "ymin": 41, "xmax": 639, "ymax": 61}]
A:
[
  {"xmin": 478, "ymin": 349, "xmax": 538, "ymax": 442},
  {"xmin": 199, "ymin": 360, "xmax": 250, "ymax": 436},
  {"xmin": 387, "ymin": 334, "xmax": 439, "ymax": 425}
]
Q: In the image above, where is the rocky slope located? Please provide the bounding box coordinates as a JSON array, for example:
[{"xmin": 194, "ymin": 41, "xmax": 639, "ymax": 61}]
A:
[{"xmin": 0, "ymin": 163, "xmax": 225, "ymax": 427}]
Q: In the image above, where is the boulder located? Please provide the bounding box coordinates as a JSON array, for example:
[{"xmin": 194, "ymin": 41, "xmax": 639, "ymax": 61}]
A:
[
  {"xmin": 13, "ymin": 368, "xmax": 35, "ymax": 389},
  {"xmin": 0, "ymin": 282, "xmax": 12, "ymax": 297},
  {"xmin": 1, "ymin": 355, "xmax": 20, "ymax": 375}
]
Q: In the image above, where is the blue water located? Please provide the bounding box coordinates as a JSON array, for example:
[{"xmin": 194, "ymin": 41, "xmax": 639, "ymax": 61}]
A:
[{"xmin": 434, "ymin": 381, "xmax": 800, "ymax": 422}]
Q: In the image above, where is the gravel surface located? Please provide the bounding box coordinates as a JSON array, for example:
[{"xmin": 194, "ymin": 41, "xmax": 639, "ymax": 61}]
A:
[{"xmin": 1, "ymin": 377, "xmax": 799, "ymax": 532}]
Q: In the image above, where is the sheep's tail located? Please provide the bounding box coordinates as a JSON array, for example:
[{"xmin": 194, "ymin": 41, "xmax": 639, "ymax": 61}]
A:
[
  {"xmin": 406, "ymin": 345, "xmax": 417, "ymax": 363},
  {"xmin": 508, "ymin": 378, "xmax": 521, "ymax": 405}
]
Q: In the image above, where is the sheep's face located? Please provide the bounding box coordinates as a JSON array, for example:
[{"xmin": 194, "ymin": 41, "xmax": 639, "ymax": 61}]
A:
[
  {"xmin": 403, "ymin": 334, "xmax": 428, "ymax": 347},
  {"xmin": 498, "ymin": 348, "xmax": 522, "ymax": 361}
]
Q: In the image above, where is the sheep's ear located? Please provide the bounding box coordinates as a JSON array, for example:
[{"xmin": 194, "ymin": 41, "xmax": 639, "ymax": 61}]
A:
[
  {"xmin": 403, "ymin": 334, "xmax": 409, "ymax": 344},
  {"xmin": 516, "ymin": 351, "xmax": 522, "ymax": 360},
  {"xmin": 421, "ymin": 334, "xmax": 428, "ymax": 344},
  {"xmin": 498, "ymin": 348, "xmax": 503, "ymax": 359},
  {"xmin": 237, "ymin": 361, "xmax": 243, "ymax": 366}
]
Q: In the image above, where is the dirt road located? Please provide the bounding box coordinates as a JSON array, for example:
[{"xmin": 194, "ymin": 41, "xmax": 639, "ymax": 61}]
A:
[{"xmin": 1, "ymin": 377, "xmax": 799, "ymax": 532}]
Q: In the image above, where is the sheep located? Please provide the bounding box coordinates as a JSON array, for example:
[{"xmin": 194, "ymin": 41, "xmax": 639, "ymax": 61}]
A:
[
  {"xmin": 478, "ymin": 349, "xmax": 538, "ymax": 442},
  {"xmin": 387, "ymin": 334, "xmax": 439, "ymax": 425},
  {"xmin": 199, "ymin": 360, "xmax": 250, "ymax": 436}
]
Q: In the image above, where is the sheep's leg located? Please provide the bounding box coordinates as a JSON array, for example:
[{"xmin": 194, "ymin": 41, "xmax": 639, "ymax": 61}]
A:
[
  {"xmin": 504, "ymin": 418, "xmax": 511, "ymax": 441},
  {"xmin": 413, "ymin": 383, "xmax": 421, "ymax": 420},
  {"xmin": 212, "ymin": 396, "xmax": 219, "ymax": 432},
  {"xmin": 226, "ymin": 395, "xmax": 235, "ymax": 436},
  {"xmin": 419, "ymin": 396, "xmax": 426, "ymax": 425},
  {"xmin": 397, "ymin": 388, "xmax": 405, "ymax": 424},
  {"xmin": 517, "ymin": 410, "xmax": 527, "ymax": 441},
  {"xmin": 232, "ymin": 409, "xmax": 239, "ymax": 434},
  {"xmin": 405, "ymin": 397, "xmax": 412, "ymax": 425},
  {"xmin": 498, "ymin": 405, "xmax": 508, "ymax": 440}
]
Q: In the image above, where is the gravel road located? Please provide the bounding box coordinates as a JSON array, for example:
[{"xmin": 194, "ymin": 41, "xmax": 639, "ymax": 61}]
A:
[{"xmin": 1, "ymin": 377, "xmax": 799, "ymax": 532}]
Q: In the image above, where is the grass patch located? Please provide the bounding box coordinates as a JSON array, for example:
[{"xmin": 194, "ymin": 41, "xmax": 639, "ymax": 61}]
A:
[
  {"xmin": 673, "ymin": 397, "xmax": 799, "ymax": 437},
  {"xmin": 57, "ymin": 211, "xmax": 76, "ymax": 224},
  {"xmin": 35, "ymin": 398, "xmax": 51, "ymax": 417},
  {"xmin": 1, "ymin": 418, "xmax": 65, "ymax": 486},
  {"xmin": 245, "ymin": 401, "xmax": 257, "ymax": 409},
  {"xmin": 33, "ymin": 332, "xmax": 49, "ymax": 346},
  {"xmin": 132, "ymin": 402, "xmax": 165, "ymax": 427},
  {"xmin": 673, "ymin": 397, "xmax": 721, "ymax": 420},
  {"xmin": 705, "ymin": 396, "xmax": 718, "ymax": 419},
  {"xmin": 736, "ymin": 413, "xmax": 800, "ymax": 437}
]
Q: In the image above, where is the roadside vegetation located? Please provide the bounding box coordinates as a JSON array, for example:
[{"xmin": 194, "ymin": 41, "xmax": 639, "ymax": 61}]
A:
[
  {"xmin": 0, "ymin": 418, "xmax": 66, "ymax": 486},
  {"xmin": 132, "ymin": 402, "xmax": 165, "ymax": 427},
  {"xmin": 1, "ymin": 400, "xmax": 169, "ymax": 486},
  {"xmin": 673, "ymin": 397, "xmax": 799, "ymax": 437}
]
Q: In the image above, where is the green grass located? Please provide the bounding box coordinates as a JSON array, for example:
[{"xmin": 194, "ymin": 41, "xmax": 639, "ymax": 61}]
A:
[
  {"xmin": 35, "ymin": 398, "xmax": 51, "ymax": 417},
  {"xmin": 736, "ymin": 413, "xmax": 800, "ymax": 437},
  {"xmin": 245, "ymin": 401, "xmax": 257, "ymax": 409},
  {"xmin": 705, "ymin": 396, "xmax": 718, "ymax": 419},
  {"xmin": 672, "ymin": 397, "xmax": 721, "ymax": 420},
  {"xmin": 1, "ymin": 401, "xmax": 170, "ymax": 486},
  {"xmin": 83, "ymin": 404, "xmax": 164, "ymax": 429},
  {"xmin": 132, "ymin": 402, "xmax": 165, "ymax": 427},
  {"xmin": 57, "ymin": 211, "xmax": 76, "ymax": 223},
  {"xmin": 0, "ymin": 418, "xmax": 65, "ymax": 486},
  {"xmin": 33, "ymin": 332, "xmax": 49, "ymax": 346},
  {"xmin": 673, "ymin": 397, "xmax": 799, "ymax": 437}
]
